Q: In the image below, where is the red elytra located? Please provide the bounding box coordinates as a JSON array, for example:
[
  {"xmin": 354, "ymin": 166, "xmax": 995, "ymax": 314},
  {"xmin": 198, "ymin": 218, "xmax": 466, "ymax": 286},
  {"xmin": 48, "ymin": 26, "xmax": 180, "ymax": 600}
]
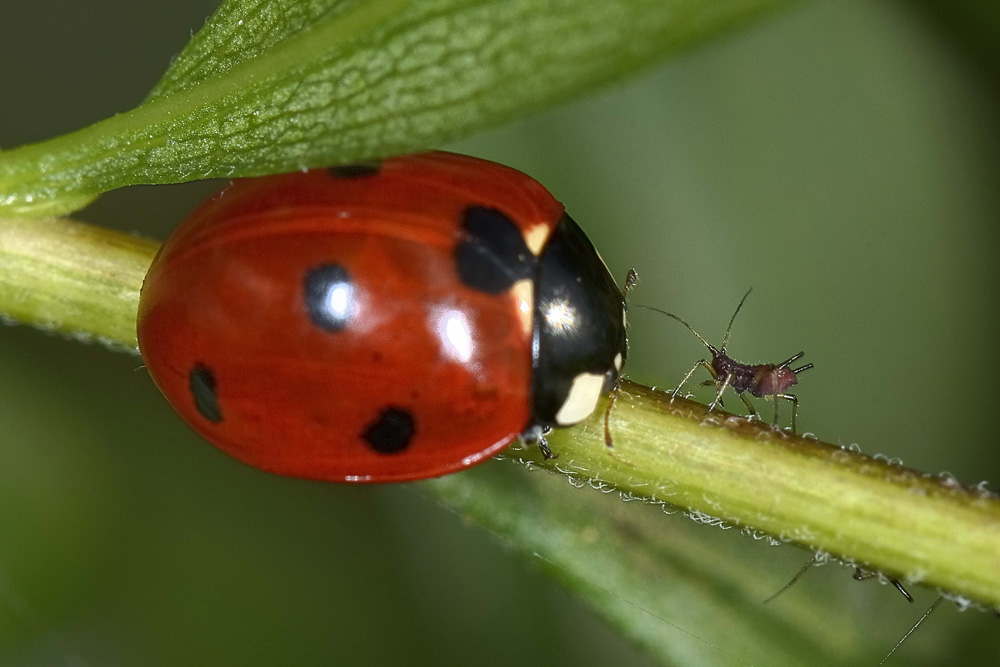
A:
[{"xmin": 138, "ymin": 152, "xmax": 628, "ymax": 482}]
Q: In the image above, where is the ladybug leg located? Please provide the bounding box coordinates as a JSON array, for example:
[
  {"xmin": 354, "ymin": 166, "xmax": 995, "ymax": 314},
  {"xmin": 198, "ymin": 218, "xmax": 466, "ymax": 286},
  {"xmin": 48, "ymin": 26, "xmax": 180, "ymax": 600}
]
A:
[
  {"xmin": 537, "ymin": 435, "xmax": 555, "ymax": 460},
  {"xmin": 603, "ymin": 379, "xmax": 620, "ymax": 449},
  {"xmin": 521, "ymin": 425, "xmax": 556, "ymax": 460}
]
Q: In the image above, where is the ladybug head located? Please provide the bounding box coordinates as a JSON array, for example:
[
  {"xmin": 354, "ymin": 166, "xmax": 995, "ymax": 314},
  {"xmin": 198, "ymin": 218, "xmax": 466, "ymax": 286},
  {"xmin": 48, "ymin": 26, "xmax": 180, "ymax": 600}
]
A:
[{"xmin": 531, "ymin": 214, "xmax": 628, "ymax": 428}]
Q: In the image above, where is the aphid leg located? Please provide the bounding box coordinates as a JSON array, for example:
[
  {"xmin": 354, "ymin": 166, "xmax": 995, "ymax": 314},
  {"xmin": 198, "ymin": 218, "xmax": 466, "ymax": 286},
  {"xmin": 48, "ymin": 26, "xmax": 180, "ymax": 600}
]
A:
[
  {"xmin": 764, "ymin": 556, "xmax": 818, "ymax": 603},
  {"xmin": 853, "ymin": 568, "xmax": 913, "ymax": 602},
  {"xmin": 693, "ymin": 379, "xmax": 722, "ymax": 408},
  {"xmin": 879, "ymin": 597, "xmax": 943, "ymax": 665},
  {"xmin": 708, "ymin": 373, "xmax": 734, "ymax": 412},
  {"xmin": 671, "ymin": 359, "xmax": 713, "ymax": 402},
  {"xmin": 776, "ymin": 393, "xmax": 799, "ymax": 432},
  {"xmin": 891, "ymin": 579, "xmax": 915, "ymax": 602},
  {"xmin": 738, "ymin": 393, "xmax": 759, "ymax": 421}
]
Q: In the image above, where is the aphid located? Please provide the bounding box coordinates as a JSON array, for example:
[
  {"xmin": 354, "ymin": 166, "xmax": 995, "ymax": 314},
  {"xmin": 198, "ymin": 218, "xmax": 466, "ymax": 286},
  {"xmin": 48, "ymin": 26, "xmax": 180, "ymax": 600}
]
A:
[{"xmin": 639, "ymin": 289, "xmax": 813, "ymax": 431}]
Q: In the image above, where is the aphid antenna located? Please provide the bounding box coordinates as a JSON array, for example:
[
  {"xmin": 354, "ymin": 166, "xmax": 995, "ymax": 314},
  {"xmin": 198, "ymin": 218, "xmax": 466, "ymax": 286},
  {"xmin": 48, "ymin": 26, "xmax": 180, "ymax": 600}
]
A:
[
  {"xmin": 634, "ymin": 304, "xmax": 719, "ymax": 356},
  {"xmin": 720, "ymin": 288, "xmax": 753, "ymax": 353}
]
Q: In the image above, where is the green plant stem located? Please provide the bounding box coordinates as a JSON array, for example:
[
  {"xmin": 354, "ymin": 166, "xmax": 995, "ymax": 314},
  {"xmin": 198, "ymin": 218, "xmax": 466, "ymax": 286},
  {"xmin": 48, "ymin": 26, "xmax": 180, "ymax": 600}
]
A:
[
  {"xmin": 0, "ymin": 217, "xmax": 157, "ymax": 348},
  {"xmin": 2, "ymin": 215, "xmax": 997, "ymax": 609},
  {"xmin": 539, "ymin": 388, "xmax": 1000, "ymax": 607}
]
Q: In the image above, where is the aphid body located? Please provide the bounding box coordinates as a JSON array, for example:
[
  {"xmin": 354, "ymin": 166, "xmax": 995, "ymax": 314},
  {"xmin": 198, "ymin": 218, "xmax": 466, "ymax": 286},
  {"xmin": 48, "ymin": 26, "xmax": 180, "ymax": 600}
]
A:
[{"xmin": 641, "ymin": 289, "xmax": 813, "ymax": 431}]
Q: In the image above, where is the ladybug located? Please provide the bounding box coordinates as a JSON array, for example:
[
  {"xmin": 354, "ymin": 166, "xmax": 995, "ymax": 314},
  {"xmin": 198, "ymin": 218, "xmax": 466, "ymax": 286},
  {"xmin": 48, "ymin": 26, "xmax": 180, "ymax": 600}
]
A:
[{"xmin": 137, "ymin": 152, "xmax": 628, "ymax": 482}]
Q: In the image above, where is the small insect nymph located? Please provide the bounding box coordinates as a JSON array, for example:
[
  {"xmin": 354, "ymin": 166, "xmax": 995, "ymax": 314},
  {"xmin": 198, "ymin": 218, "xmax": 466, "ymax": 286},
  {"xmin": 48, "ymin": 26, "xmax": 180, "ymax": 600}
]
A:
[{"xmin": 640, "ymin": 289, "xmax": 813, "ymax": 431}]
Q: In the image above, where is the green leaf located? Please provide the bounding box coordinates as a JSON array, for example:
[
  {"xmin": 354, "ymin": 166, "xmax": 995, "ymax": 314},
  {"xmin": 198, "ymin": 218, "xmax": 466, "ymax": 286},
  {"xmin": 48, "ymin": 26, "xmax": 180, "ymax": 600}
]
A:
[{"xmin": 0, "ymin": 0, "xmax": 793, "ymax": 216}]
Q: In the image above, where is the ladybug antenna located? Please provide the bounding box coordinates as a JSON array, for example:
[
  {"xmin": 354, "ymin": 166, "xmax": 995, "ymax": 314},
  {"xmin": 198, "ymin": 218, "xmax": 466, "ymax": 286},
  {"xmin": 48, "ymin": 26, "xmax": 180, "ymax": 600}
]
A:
[
  {"xmin": 604, "ymin": 268, "xmax": 639, "ymax": 450},
  {"xmin": 635, "ymin": 304, "xmax": 718, "ymax": 355},
  {"xmin": 622, "ymin": 268, "xmax": 639, "ymax": 306},
  {"xmin": 720, "ymin": 288, "xmax": 753, "ymax": 353}
]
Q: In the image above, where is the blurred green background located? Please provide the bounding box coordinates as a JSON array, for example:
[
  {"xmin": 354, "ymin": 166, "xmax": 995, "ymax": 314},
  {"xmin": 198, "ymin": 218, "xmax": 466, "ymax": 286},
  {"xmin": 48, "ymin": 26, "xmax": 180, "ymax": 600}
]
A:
[{"xmin": 1, "ymin": 0, "xmax": 998, "ymax": 664}]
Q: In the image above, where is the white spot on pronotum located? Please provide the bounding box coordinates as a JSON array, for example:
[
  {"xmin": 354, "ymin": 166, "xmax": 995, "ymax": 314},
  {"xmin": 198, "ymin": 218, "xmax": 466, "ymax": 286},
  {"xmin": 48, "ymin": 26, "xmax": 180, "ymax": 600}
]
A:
[
  {"xmin": 512, "ymin": 279, "xmax": 533, "ymax": 336},
  {"xmin": 614, "ymin": 353, "xmax": 623, "ymax": 371},
  {"xmin": 555, "ymin": 372, "xmax": 605, "ymax": 425},
  {"xmin": 523, "ymin": 224, "xmax": 551, "ymax": 256},
  {"xmin": 543, "ymin": 298, "xmax": 578, "ymax": 334}
]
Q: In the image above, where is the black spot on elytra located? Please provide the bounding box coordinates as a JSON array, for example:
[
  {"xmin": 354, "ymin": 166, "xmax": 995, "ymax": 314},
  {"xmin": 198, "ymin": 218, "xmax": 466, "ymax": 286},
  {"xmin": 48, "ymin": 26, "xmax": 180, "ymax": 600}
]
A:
[
  {"xmin": 362, "ymin": 407, "xmax": 415, "ymax": 454},
  {"xmin": 304, "ymin": 264, "xmax": 355, "ymax": 332},
  {"xmin": 189, "ymin": 364, "xmax": 222, "ymax": 423},
  {"xmin": 328, "ymin": 162, "xmax": 381, "ymax": 178},
  {"xmin": 455, "ymin": 206, "xmax": 535, "ymax": 294}
]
